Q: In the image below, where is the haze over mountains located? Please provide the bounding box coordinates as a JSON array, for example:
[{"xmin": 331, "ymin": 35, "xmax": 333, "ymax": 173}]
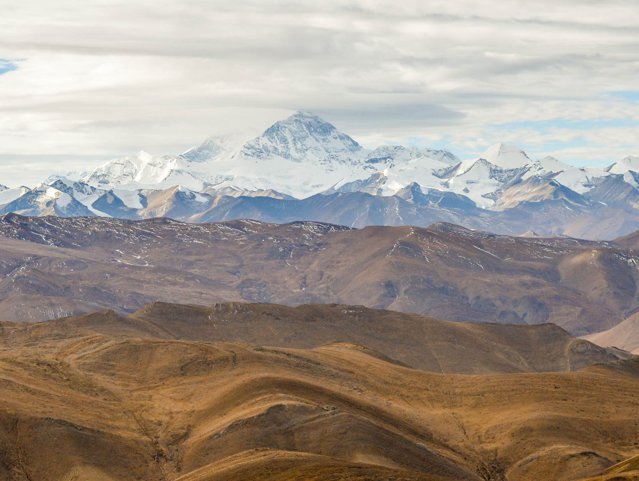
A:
[{"xmin": 2, "ymin": 112, "xmax": 639, "ymax": 239}]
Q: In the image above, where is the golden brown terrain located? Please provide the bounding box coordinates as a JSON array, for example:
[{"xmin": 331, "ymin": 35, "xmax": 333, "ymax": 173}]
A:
[{"xmin": 0, "ymin": 302, "xmax": 637, "ymax": 481}]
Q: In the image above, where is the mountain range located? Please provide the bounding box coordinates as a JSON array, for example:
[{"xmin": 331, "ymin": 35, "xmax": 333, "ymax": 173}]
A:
[
  {"xmin": 3, "ymin": 214, "xmax": 639, "ymax": 341},
  {"xmin": 2, "ymin": 112, "xmax": 639, "ymax": 239}
]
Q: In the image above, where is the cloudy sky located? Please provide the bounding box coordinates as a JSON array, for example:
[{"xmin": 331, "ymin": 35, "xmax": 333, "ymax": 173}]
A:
[{"xmin": 1, "ymin": 0, "xmax": 638, "ymax": 185}]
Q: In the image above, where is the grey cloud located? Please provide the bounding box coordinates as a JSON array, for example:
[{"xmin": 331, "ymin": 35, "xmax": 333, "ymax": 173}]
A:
[{"xmin": 0, "ymin": 0, "xmax": 638, "ymax": 186}]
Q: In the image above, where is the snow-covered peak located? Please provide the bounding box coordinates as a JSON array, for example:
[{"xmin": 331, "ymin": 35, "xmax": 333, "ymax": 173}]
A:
[
  {"xmin": 84, "ymin": 152, "xmax": 189, "ymax": 189},
  {"xmin": 494, "ymin": 175, "xmax": 588, "ymax": 210},
  {"xmin": 522, "ymin": 156, "xmax": 571, "ymax": 180},
  {"xmin": 180, "ymin": 134, "xmax": 245, "ymax": 163},
  {"xmin": 239, "ymin": 111, "xmax": 363, "ymax": 163},
  {"xmin": 446, "ymin": 158, "xmax": 525, "ymax": 208},
  {"xmin": 0, "ymin": 184, "xmax": 8, "ymax": 192},
  {"xmin": 0, "ymin": 184, "xmax": 95, "ymax": 217},
  {"xmin": 607, "ymin": 156, "xmax": 639, "ymax": 175},
  {"xmin": 49, "ymin": 178, "xmax": 99, "ymax": 197},
  {"xmin": 0, "ymin": 186, "xmax": 30, "ymax": 206},
  {"xmin": 420, "ymin": 148, "xmax": 460, "ymax": 166},
  {"xmin": 479, "ymin": 143, "xmax": 532, "ymax": 170},
  {"xmin": 365, "ymin": 145, "xmax": 422, "ymax": 166},
  {"xmin": 554, "ymin": 166, "xmax": 607, "ymax": 194},
  {"xmin": 85, "ymin": 151, "xmax": 151, "ymax": 186},
  {"xmin": 33, "ymin": 184, "xmax": 69, "ymax": 202},
  {"xmin": 537, "ymin": 156, "xmax": 568, "ymax": 171}
]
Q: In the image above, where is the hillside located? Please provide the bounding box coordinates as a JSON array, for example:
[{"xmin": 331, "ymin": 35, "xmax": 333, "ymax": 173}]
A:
[
  {"xmin": 585, "ymin": 313, "xmax": 639, "ymax": 354},
  {"xmin": 0, "ymin": 302, "xmax": 637, "ymax": 481},
  {"xmin": 6, "ymin": 302, "xmax": 621, "ymax": 374},
  {"xmin": 2, "ymin": 215, "xmax": 639, "ymax": 334}
]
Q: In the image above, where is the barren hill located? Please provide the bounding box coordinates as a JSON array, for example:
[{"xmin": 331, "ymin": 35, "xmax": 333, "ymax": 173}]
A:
[
  {"xmin": 4, "ymin": 302, "xmax": 621, "ymax": 374},
  {"xmin": 0, "ymin": 302, "xmax": 637, "ymax": 481},
  {"xmin": 585, "ymin": 313, "xmax": 639, "ymax": 354},
  {"xmin": 2, "ymin": 215, "xmax": 639, "ymax": 334}
]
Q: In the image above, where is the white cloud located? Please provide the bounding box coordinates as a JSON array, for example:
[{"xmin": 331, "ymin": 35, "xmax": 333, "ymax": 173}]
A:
[{"xmin": 0, "ymin": 0, "xmax": 638, "ymax": 185}]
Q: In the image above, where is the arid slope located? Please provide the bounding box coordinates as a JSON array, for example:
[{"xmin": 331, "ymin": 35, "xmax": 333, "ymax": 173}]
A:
[
  {"xmin": 0, "ymin": 302, "xmax": 637, "ymax": 481},
  {"xmin": 2, "ymin": 214, "xmax": 639, "ymax": 334},
  {"xmin": 585, "ymin": 313, "xmax": 639, "ymax": 354}
]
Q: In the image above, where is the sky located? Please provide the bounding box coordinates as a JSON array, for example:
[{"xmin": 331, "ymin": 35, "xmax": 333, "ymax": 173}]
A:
[{"xmin": 1, "ymin": 0, "xmax": 638, "ymax": 186}]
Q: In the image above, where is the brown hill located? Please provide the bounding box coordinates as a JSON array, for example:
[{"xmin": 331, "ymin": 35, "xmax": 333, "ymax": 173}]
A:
[
  {"xmin": 0, "ymin": 302, "xmax": 637, "ymax": 481},
  {"xmin": 3, "ymin": 302, "xmax": 621, "ymax": 374},
  {"xmin": 2, "ymin": 214, "xmax": 639, "ymax": 334},
  {"xmin": 585, "ymin": 313, "xmax": 639, "ymax": 354},
  {"xmin": 582, "ymin": 455, "xmax": 639, "ymax": 481}
]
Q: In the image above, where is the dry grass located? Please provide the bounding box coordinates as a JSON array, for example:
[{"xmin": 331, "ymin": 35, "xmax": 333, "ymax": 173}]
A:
[{"xmin": 0, "ymin": 303, "xmax": 637, "ymax": 480}]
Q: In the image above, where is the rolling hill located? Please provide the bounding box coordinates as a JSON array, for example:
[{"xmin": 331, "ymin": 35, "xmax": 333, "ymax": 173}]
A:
[
  {"xmin": 0, "ymin": 302, "xmax": 636, "ymax": 481},
  {"xmin": 585, "ymin": 313, "xmax": 639, "ymax": 354}
]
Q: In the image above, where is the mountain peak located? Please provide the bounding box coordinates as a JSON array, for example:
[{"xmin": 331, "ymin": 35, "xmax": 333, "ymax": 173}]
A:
[
  {"xmin": 136, "ymin": 150, "xmax": 154, "ymax": 163},
  {"xmin": 479, "ymin": 143, "xmax": 532, "ymax": 170},
  {"xmin": 289, "ymin": 110, "xmax": 325, "ymax": 121},
  {"xmin": 240, "ymin": 111, "xmax": 363, "ymax": 163},
  {"xmin": 180, "ymin": 134, "xmax": 244, "ymax": 163},
  {"xmin": 607, "ymin": 155, "xmax": 639, "ymax": 175}
]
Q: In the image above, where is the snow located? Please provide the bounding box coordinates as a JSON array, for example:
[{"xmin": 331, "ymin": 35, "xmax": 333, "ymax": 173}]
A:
[
  {"xmin": 240, "ymin": 111, "xmax": 363, "ymax": 163},
  {"xmin": 191, "ymin": 191, "xmax": 209, "ymax": 203},
  {"xmin": 0, "ymin": 186, "xmax": 30, "ymax": 206},
  {"xmin": 608, "ymin": 156, "xmax": 639, "ymax": 175},
  {"xmin": 112, "ymin": 189, "xmax": 144, "ymax": 209},
  {"xmin": 554, "ymin": 166, "xmax": 607, "ymax": 194},
  {"xmin": 478, "ymin": 143, "xmax": 532, "ymax": 170},
  {"xmin": 79, "ymin": 112, "xmax": 462, "ymax": 199},
  {"xmin": 54, "ymin": 191, "xmax": 73, "ymax": 208},
  {"xmin": 446, "ymin": 159, "xmax": 517, "ymax": 208},
  {"xmin": 38, "ymin": 111, "xmax": 635, "ymax": 214}
]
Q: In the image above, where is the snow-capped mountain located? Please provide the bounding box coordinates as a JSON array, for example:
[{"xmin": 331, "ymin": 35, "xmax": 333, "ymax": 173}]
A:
[
  {"xmin": 608, "ymin": 155, "xmax": 639, "ymax": 175},
  {"xmin": 240, "ymin": 111, "xmax": 363, "ymax": 163},
  {"xmin": 78, "ymin": 113, "xmax": 594, "ymax": 206},
  {"xmin": 494, "ymin": 175, "xmax": 590, "ymax": 210},
  {"xmin": 76, "ymin": 112, "xmax": 463, "ymax": 199},
  {"xmin": 0, "ymin": 186, "xmax": 31, "ymax": 206},
  {"xmin": 179, "ymin": 134, "xmax": 245, "ymax": 163},
  {"xmin": 86, "ymin": 151, "xmax": 211, "ymax": 192},
  {"xmin": 1, "ymin": 111, "xmax": 639, "ymax": 239},
  {"xmin": 478, "ymin": 143, "xmax": 533, "ymax": 170},
  {"xmin": 0, "ymin": 184, "xmax": 94, "ymax": 217}
]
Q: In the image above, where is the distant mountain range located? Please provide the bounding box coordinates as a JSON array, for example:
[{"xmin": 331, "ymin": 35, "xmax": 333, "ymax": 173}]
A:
[
  {"xmin": 3, "ymin": 213, "xmax": 639, "ymax": 337},
  {"xmin": 2, "ymin": 111, "xmax": 639, "ymax": 239}
]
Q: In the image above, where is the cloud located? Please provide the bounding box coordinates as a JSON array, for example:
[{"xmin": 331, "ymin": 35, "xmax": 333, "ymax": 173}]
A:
[{"xmin": 0, "ymin": 0, "xmax": 638, "ymax": 185}]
